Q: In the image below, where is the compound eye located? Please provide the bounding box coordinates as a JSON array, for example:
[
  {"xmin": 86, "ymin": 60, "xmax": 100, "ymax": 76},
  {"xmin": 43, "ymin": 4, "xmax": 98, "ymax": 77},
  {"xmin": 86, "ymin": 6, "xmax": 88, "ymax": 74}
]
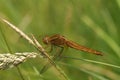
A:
[{"xmin": 43, "ymin": 36, "xmax": 49, "ymax": 44}]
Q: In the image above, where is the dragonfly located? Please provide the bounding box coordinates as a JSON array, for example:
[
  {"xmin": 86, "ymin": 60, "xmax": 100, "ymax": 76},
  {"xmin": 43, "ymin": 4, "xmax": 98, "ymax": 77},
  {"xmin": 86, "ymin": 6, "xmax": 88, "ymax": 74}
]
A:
[
  {"xmin": 40, "ymin": 34, "xmax": 103, "ymax": 73},
  {"xmin": 43, "ymin": 34, "xmax": 103, "ymax": 56}
]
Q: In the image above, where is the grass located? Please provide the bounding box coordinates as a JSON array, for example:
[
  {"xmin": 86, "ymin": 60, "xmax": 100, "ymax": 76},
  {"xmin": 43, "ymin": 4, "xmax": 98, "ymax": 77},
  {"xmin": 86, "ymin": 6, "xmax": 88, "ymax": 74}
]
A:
[{"xmin": 0, "ymin": 0, "xmax": 120, "ymax": 80}]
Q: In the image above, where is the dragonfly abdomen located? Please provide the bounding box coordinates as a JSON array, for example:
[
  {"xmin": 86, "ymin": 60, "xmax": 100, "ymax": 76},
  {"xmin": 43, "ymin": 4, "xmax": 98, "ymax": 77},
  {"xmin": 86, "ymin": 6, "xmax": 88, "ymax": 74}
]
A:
[{"xmin": 66, "ymin": 40, "xmax": 103, "ymax": 56}]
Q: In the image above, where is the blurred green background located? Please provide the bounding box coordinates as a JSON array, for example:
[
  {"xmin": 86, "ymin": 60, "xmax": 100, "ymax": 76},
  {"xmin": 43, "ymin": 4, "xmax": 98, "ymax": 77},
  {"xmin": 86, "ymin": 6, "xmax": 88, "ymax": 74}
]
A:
[{"xmin": 0, "ymin": 0, "xmax": 120, "ymax": 80}]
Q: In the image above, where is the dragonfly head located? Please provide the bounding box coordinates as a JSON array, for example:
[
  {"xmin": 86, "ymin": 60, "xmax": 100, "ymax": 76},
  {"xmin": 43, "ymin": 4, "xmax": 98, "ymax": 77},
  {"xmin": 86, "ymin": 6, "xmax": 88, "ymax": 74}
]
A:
[{"xmin": 42, "ymin": 36, "xmax": 49, "ymax": 45}]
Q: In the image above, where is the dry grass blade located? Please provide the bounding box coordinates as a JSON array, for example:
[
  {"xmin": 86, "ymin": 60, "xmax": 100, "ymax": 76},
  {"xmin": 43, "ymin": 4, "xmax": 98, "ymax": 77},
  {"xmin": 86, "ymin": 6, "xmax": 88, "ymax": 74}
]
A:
[
  {"xmin": 0, "ymin": 18, "xmax": 70, "ymax": 80},
  {"xmin": 0, "ymin": 52, "xmax": 38, "ymax": 70},
  {"xmin": 0, "ymin": 18, "xmax": 34, "ymax": 45}
]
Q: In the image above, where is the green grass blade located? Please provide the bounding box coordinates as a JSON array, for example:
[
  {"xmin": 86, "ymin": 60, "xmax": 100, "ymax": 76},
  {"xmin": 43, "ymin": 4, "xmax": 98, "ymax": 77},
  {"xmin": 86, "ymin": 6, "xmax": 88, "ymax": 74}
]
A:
[{"xmin": 63, "ymin": 56, "xmax": 120, "ymax": 69}]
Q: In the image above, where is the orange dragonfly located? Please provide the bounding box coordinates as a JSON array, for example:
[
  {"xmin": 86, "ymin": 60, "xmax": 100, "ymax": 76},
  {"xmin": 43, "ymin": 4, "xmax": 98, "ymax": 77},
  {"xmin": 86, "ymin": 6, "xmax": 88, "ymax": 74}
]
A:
[
  {"xmin": 43, "ymin": 34, "xmax": 103, "ymax": 56},
  {"xmin": 40, "ymin": 34, "xmax": 103, "ymax": 74}
]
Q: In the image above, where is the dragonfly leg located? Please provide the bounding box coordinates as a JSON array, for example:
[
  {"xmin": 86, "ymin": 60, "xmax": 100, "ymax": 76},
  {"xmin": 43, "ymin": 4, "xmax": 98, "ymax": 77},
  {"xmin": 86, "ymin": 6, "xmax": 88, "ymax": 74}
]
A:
[
  {"xmin": 53, "ymin": 46, "xmax": 64, "ymax": 60},
  {"xmin": 57, "ymin": 46, "xmax": 64, "ymax": 57},
  {"xmin": 48, "ymin": 45, "xmax": 54, "ymax": 53}
]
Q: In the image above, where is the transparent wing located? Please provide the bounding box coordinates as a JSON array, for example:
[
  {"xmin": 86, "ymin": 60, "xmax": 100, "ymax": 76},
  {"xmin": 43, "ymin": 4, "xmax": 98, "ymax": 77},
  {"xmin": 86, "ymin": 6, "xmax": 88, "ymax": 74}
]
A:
[{"xmin": 40, "ymin": 46, "xmax": 64, "ymax": 74}]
